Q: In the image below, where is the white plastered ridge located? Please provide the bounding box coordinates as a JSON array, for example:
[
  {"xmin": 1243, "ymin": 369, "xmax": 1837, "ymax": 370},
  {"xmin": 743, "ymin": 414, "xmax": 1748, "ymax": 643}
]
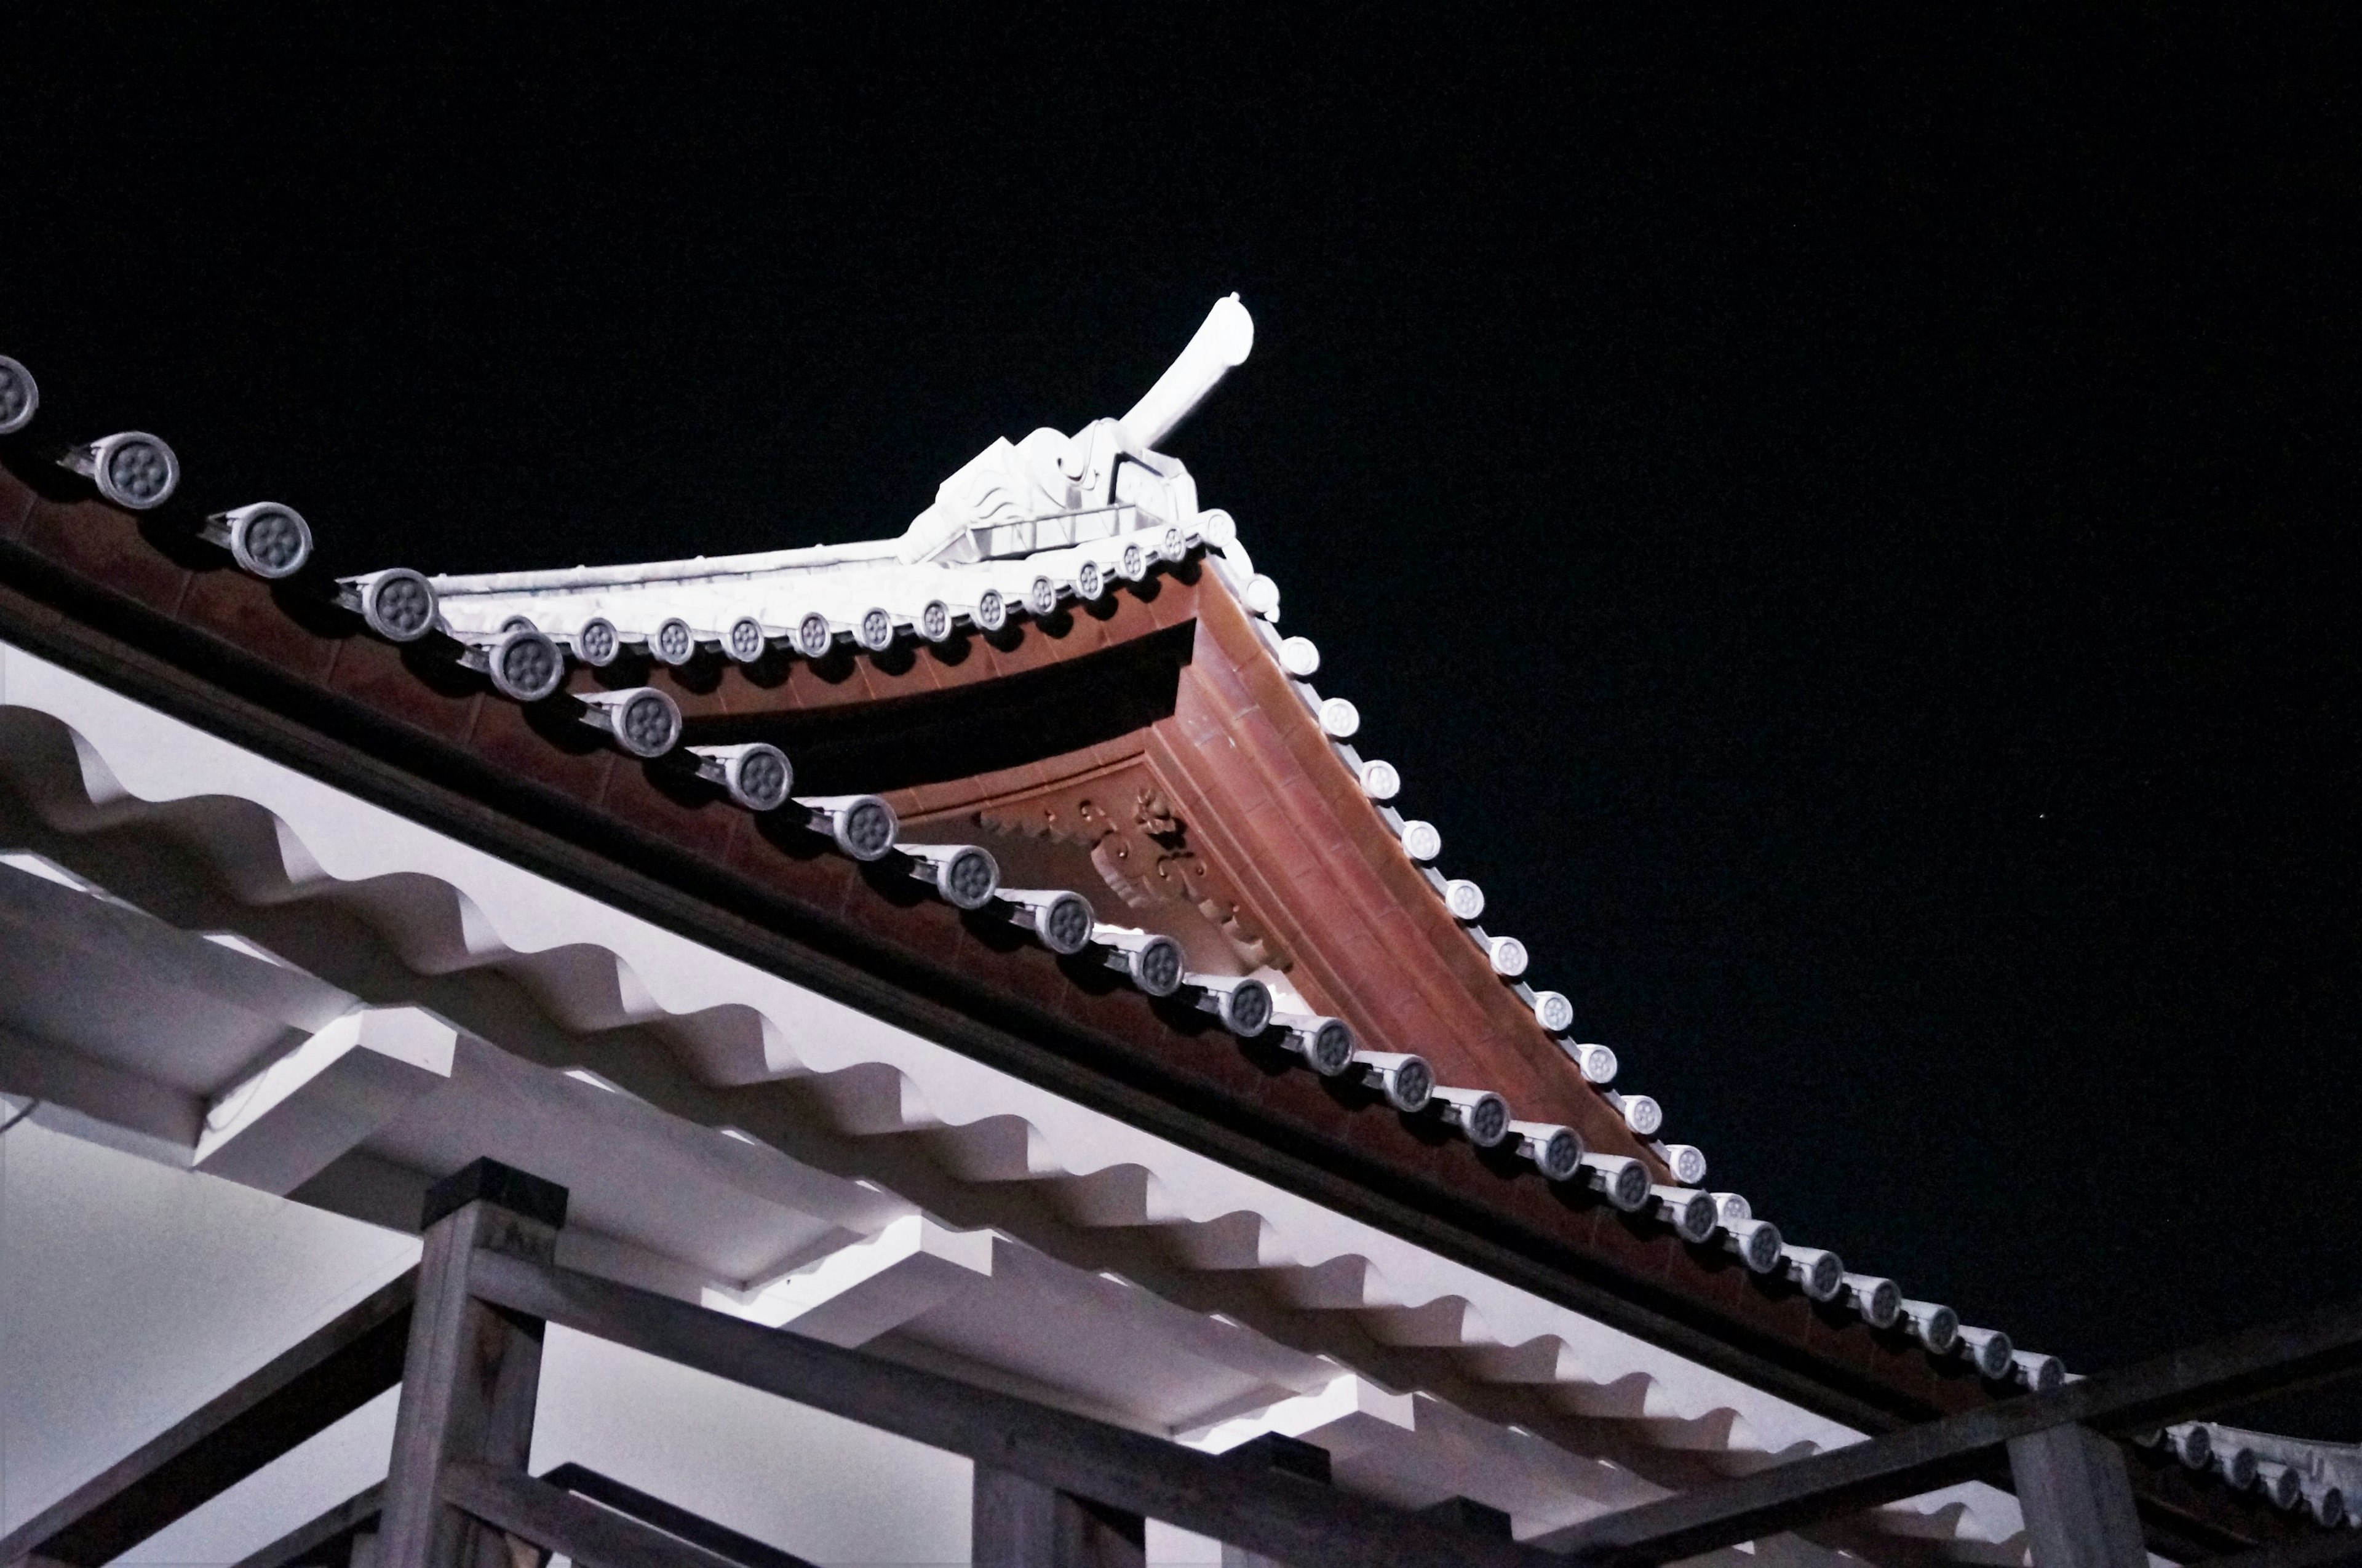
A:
[
  {"xmin": 0, "ymin": 639, "xmax": 2032, "ymax": 1551},
  {"xmin": 423, "ymin": 298, "xmax": 1236, "ymax": 644}
]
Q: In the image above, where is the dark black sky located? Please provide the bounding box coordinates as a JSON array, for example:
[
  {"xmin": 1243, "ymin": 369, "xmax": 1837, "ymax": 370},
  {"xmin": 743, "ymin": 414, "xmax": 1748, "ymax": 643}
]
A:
[{"xmin": 5, "ymin": 10, "xmax": 2358, "ymax": 1430}]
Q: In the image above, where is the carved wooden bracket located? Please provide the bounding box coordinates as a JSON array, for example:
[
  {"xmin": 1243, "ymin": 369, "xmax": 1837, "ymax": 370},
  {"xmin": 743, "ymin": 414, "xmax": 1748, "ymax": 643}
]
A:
[{"xmin": 977, "ymin": 760, "xmax": 1287, "ymax": 974}]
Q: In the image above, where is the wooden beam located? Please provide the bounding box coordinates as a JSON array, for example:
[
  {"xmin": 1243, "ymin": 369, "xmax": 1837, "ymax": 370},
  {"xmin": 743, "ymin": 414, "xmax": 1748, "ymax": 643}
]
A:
[
  {"xmin": 974, "ymin": 1468, "xmax": 1145, "ymax": 1568},
  {"xmin": 0, "ymin": 1272, "xmax": 415, "ymax": 1568},
  {"xmin": 2008, "ymin": 1426, "xmax": 2146, "ymax": 1568},
  {"xmin": 1417, "ymin": 1497, "xmax": 1516, "ymax": 1540},
  {"xmin": 440, "ymin": 1463, "xmax": 747, "ymax": 1568},
  {"xmin": 378, "ymin": 1161, "xmax": 566, "ymax": 1568},
  {"xmin": 195, "ymin": 1007, "xmax": 455, "ymax": 1195},
  {"xmin": 1537, "ymin": 1294, "xmax": 2362, "ymax": 1565},
  {"xmin": 2201, "ymin": 1528, "xmax": 2362, "ymax": 1568},
  {"xmin": 538, "ymin": 1464, "xmax": 815, "ymax": 1568},
  {"xmin": 464, "ymin": 1249, "xmax": 1557, "ymax": 1568},
  {"xmin": 1219, "ymin": 1435, "xmax": 1332, "ymax": 1568},
  {"xmin": 712, "ymin": 1215, "xmax": 992, "ymax": 1342},
  {"xmin": 225, "ymin": 1483, "xmax": 384, "ymax": 1568}
]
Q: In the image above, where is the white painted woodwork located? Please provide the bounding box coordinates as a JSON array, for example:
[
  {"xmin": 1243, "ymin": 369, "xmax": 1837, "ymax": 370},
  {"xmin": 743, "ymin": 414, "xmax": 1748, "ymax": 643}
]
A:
[
  {"xmin": 194, "ymin": 1009, "xmax": 456, "ymax": 1194},
  {"xmin": 701, "ymin": 1214, "xmax": 992, "ymax": 1342}
]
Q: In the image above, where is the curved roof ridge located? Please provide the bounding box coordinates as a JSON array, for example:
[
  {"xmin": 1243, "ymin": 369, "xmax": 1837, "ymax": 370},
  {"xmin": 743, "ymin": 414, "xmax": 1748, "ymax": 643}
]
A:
[{"xmin": 429, "ymin": 533, "xmax": 907, "ymax": 595}]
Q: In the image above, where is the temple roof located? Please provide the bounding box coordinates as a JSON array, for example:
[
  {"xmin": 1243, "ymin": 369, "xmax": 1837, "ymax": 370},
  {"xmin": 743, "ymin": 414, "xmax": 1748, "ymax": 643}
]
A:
[
  {"xmin": 4, "ymin": 305, "xmax": 2337, "ymax": 1548},
  {"xmin": 1, "ymin": 306, "xmax": 2029, "ymax": 1385}
]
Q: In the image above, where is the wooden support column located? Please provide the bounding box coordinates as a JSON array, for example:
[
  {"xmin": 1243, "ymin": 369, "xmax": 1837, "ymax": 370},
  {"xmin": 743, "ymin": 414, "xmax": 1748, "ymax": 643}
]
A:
[
  {"xmin": 2008, "ymin": 1425, "xmax": 2147, "ymax": 1568},
  {"xmin": 1218, "ymin": 1435, "xmax": 1330, "ymax": 1568},
  {"xmin": 377, "ymin": 1160, "xmax": 569, "ymax": 1568},
  {"xmin": 973, "ymin": 1468, "xmax": 1145, "ymax": 1568}
]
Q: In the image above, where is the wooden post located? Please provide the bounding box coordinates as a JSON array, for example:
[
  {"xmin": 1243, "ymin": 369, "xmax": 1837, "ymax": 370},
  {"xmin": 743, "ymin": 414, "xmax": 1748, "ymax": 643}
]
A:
[
  {"xmin": 1218, "ymin": 1435, "xmax": 1330, "ymax": 1568},
  {"xmin": 2007, "ymin": 1424, "xmax": 2147, "ymax": 1568},
  {"xmin": 1228, "ymin": 1495, "xmax": 1509, "ymax": 1566},
  {"xmin": 972, "ymin": 1468, "xmax": 1145, "ymax": 1568},
  {"xmin": 377, "ymin": 1160, "xmax": 569, "ymax": 1568}
]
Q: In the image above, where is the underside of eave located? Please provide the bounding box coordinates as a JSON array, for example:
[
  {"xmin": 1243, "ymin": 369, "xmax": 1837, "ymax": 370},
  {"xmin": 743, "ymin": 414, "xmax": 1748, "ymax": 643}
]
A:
[{"xmin": 730, "ymin": 563, "xmax": 1640, "ymax": 1152}]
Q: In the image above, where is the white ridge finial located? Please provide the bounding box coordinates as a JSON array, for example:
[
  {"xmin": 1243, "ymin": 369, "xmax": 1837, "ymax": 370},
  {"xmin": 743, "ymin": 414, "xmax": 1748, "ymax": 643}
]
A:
[{"xmin": 1118, "ymin": 294, "xmax": 1254, "ymax": 450}]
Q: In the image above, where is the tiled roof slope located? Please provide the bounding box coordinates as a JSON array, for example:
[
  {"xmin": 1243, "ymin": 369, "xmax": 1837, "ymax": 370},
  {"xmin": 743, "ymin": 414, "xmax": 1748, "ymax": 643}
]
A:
[{"xmin": 3, "ymin": 319, "xmax": 2338, "ymax": 1551}]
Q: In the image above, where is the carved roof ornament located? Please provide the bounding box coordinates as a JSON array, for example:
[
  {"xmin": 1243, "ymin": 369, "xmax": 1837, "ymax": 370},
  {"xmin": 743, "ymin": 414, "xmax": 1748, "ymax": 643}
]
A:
[
  {"xmin": 975, "ymin": 761, "xmax": 1286, "ymax": 975},
  {"xmin": 404, "ymin": 295, "xmax": 1251, "ymax": 659},
  {"xmin": 897, "ymin": 295, "xmax": 1251, "ymax": 567}
]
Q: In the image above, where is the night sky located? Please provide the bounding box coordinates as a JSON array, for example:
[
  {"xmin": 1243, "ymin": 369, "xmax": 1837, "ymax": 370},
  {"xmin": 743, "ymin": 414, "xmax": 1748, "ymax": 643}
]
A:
[{"xmin": 5, "ymin": 12, "xmax": 2357, "ymax": 1432}]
